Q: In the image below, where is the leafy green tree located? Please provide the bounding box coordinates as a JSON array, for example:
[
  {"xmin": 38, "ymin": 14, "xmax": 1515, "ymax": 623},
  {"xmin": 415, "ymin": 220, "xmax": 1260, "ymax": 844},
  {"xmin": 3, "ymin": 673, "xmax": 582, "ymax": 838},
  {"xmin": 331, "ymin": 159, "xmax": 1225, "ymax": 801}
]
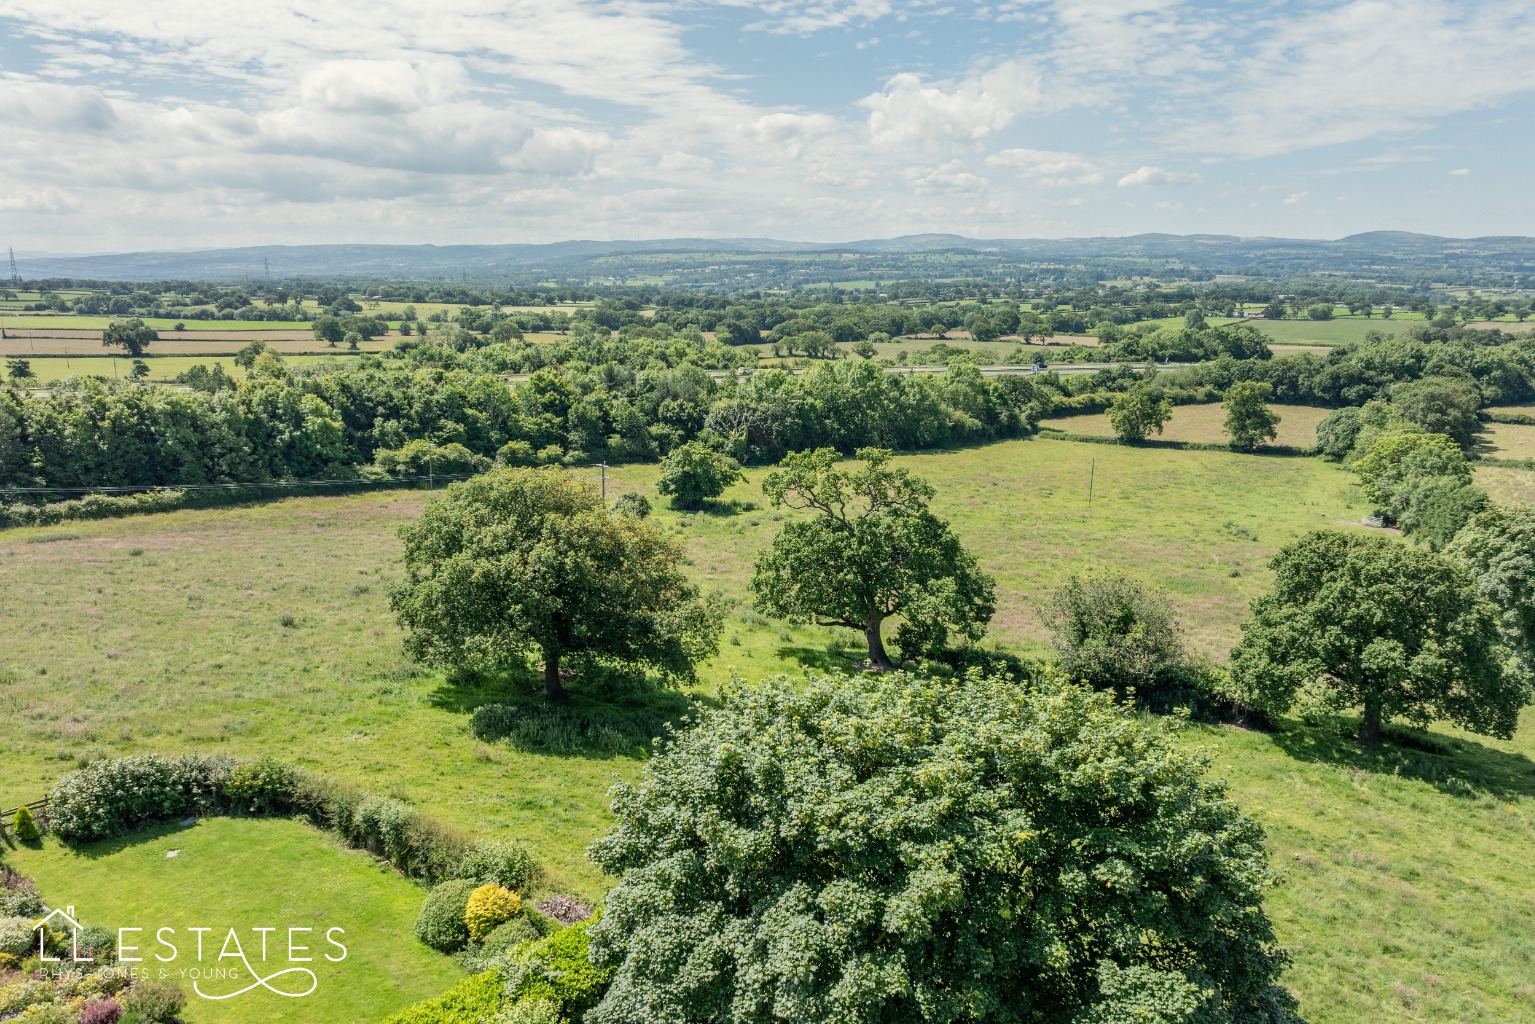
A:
[
  {"xmin": 1313, "ymin": 406, "xmax": 1363, "ymax": 460},
  {"xmin": 1389, "ymin": 376, "xmax": 1482, "ymax": 451},
  {"xmin": 714, "ymin": 320, "xmax": 758, "ymax": 346},
  {"xmin": 1044, "ymin": 571, "xmax": 1185, "ymax": 699},
  {"xmin": 1108, "ymin": 384, "xmax": 1172, "ymax": 442},
  {"xmin": 1223, "ymin": 380, "xmax": 1281, "ymax": 450},
  {"xmin": 392, "ymin": 468, "xmax": 721, "ymax": 699},
  {"xmin": 1447, "ymin": 504, "xmax": 1535, "ymax": 673},
  {"xmin": 587, "ymin": 671, "xmax": 1302, "ymax": 1024},
  {"xmin": 963, "ymin": 312, "xmax": 1000, "ymax": 342},
  {"xmin": 1231, "ymin": 530, "xmax": 1526, "ymax": 746},
  {"xmin": 850, "ymin": 339, "xmax": 878, "ymax": 359},
  {"xmin": 101, "ymin": 317, "xmax": 155, "ymax": 357},
  {"xmin": 1304, "ymin": 304, "xmax": 1334, "ymax": 321},
  {"xmin": 312, "ymin": 315, "xmax": 345, "ymax": 345},
  {"xmin": 1352, "ymin": 432, "xmax": 1469, "ymax": 523},
  {"xmin": 750, "ymin": 448, "xmax": 995, "ymax": 670},
  {"xmin": 656, "ymin": 441, "xmax": 741, "ymax": 509},
  {"xmin": 234, "ymin": 339, "xmax": 269, "ymax": 369},
  {"xmin": 798, "ymin": 330, "xmax": 836, "ymax": 359},
  {"xmin": 5, "ymin": 358, "xmax": 33, "ymax": 382},
  {"xmin": 128, "ymin": 359, "xmax": 150, "ymax": 381}
]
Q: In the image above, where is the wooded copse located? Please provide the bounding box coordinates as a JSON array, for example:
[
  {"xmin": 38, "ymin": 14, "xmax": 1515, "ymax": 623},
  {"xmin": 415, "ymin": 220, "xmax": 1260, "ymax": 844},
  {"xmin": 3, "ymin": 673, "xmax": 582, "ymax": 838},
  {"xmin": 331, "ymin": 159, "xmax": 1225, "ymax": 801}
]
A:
[{"xmin": 2, "ymin": 316, "xmax": 1533, "ymax": 496}]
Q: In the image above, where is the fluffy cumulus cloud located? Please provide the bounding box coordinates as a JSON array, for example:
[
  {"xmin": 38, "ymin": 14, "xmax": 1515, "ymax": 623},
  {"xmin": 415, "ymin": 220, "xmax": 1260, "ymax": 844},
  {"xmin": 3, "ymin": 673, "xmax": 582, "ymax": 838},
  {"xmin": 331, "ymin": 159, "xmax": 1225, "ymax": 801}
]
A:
[
  {"xmin": 0, "ymin": 0, "xmax": 1533, "ymax": 247},
  {"xmin": 1117, "ymin": 166, "xmax": 1204, "ymax": 187},
  {"xmin": 863, "ymin": 61, "xmax": 1044, "ymax": 149}
]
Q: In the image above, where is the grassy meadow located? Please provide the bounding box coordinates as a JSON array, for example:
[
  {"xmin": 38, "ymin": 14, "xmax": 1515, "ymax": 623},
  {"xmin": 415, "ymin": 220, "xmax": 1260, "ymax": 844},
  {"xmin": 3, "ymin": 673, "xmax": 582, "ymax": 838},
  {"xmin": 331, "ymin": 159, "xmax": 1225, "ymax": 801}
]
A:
[
  {"xmin": 1042, "ymin": 402, "xmax": 1331, "ymax": 448},
  {"xmin": 6, "ymin": 817, "xmax": 463, "ymax": 1024},
  {"xmin": 2, "ymin": 438, "xmax": 1534, "ymax": 1022},
  {"xmin": 11, "ymin": 354, "xmax": 368, "ymax": 383}
]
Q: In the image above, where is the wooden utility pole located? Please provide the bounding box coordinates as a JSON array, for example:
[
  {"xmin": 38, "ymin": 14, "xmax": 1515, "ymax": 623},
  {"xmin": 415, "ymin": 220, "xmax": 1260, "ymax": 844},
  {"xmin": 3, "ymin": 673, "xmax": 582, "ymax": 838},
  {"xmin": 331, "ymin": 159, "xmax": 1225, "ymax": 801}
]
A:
[
  {"xmin": 593, "ymin": 462, "xmax": 608, "ymax": 500},
  {"xmin": 1088, "ymin": 457, "xmax": 1096, "ymax": 508}
]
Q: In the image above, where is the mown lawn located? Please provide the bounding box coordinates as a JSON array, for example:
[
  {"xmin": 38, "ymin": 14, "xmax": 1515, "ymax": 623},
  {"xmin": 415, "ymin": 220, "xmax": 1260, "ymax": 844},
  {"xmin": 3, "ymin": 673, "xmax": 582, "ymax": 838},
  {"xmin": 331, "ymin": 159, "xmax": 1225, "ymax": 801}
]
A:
[
  {"xmin": 5, "ymin": 816, "xmax": 463, "ymax": 1024},
  {"xmin": 2, "ymin": 438, "xmax": 1533, "ymax": 1022}
]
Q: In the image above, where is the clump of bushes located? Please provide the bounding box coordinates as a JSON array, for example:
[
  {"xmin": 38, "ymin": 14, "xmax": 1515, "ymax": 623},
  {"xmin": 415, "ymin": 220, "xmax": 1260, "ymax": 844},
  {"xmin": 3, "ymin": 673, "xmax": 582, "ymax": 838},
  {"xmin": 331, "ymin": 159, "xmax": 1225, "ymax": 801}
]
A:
[
  {"xmin": 46, "ymin": 754, "xmax": 539, "ymax": 888},
  {"xmin": 0, "ymin": 490, "xmax": 191, "ymax": 531},
  {"xmin": 465, "ymin": 884, "xmax": 522, "ymax": 943},
  {"xmin": 0, "ymin": 870, "xmax": 42, "ymax": 917},
  {"xmin": 416, "ymin": 880, "xmax": 478, "ymax": 952},
  {"xmin": 380, "ymin": 970, "xmax": 505, "ymax": 1024},
  {"xmin": 500, "ymin": 920, "xmax": 612, "ymax": 1023},
  {"xmin": 120, "ymin": 978, "xmax": 186, "ymax": 1023}
]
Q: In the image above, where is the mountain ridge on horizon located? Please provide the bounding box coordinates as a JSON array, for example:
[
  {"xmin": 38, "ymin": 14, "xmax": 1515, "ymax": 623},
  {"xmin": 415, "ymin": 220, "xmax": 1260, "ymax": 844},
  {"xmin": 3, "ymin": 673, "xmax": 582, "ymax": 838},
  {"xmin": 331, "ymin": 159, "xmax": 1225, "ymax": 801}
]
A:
[{"xmin": 11, "ymin": 230, "xmax": 1535, "ymax": 283}]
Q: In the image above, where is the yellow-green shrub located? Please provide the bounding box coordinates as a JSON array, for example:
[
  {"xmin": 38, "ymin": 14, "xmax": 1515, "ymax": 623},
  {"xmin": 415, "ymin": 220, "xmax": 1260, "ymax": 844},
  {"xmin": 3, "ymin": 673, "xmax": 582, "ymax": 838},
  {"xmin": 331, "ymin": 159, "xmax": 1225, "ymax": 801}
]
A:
[{"xmin": 464, "ymin": 884, "xmax": 520, "ymax": 942}]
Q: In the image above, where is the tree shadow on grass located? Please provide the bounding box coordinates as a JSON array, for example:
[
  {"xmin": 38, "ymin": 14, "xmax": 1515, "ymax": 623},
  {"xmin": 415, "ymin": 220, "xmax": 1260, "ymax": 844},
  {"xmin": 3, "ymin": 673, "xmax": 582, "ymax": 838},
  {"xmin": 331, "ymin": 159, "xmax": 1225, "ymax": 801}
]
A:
[
  {"xmin": 444, "ymin": 662, "xmax": 715, "ymax": 761},
  {"xmin": 773, "ymin": 644, "xmax": 871, "ymax": 675},
  {"xmin": 1268, "ymin": 714, "xmax": 1535, "ymax": 801},
  {"xmin": 50, "ymin": 819, "xmax": 198, "ymax": 861}
]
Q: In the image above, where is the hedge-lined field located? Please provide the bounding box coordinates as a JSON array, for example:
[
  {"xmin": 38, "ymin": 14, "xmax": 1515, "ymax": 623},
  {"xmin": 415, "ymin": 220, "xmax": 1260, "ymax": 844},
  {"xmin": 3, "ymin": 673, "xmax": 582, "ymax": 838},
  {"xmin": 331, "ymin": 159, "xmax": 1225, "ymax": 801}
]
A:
[{"xmin": 3, "ymin": 438, "xmax": 1534, "ymax": 1022}]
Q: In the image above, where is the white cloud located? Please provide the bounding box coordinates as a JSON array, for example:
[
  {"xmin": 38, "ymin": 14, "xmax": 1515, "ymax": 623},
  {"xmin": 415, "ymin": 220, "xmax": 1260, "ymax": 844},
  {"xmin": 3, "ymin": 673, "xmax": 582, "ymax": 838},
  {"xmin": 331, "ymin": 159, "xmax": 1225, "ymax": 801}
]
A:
[
  {"xmin": 1283, "ymin": 191, "xmax": 1309, "ymax": 204},
  {"xmin": 863, "ymin": 61, "xmax": 1043, "ymax": 149},
  {"xmin": 1449, "ymin": 168, "xmax": 1471, "ymax": 175},
  {"xmin": 0, "ymin": 187, "xmax": 84, "ymax": 214},
  {"xmin": 1117, "ymin": 166, "xmax": 1203, "ymax": 187},
  {"xmin": 986, "ymin": 148, "xmax": 1103, "ymax": 186},
  {"xmin": 904, "ymin": 160, "xmax": 988, "ymax": 194}
]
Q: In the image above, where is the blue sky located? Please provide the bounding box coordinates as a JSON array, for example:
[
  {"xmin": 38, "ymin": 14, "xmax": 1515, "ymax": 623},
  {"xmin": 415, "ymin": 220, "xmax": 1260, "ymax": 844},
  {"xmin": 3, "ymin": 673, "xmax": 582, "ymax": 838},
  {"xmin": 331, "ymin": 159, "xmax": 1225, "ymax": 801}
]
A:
[{"xmin": 2, "ymin": 0, "xmax": 1533, "ymax": 250}]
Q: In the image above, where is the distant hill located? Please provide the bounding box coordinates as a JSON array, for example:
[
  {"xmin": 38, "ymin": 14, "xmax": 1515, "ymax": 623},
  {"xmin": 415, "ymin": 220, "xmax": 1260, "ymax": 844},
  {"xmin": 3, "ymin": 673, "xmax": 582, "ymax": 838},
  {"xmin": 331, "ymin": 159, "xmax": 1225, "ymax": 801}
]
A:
[{"xmin": 11, "ymin": 232, "xmax": 1535, "ymax": 283}]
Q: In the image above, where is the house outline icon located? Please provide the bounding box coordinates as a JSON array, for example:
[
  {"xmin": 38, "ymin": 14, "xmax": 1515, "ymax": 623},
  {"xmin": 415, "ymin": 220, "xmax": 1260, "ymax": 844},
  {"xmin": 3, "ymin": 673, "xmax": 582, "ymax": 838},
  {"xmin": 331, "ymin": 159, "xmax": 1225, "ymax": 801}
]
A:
[{"xmin": 32, "ymin": 905, "xmax": 93, "ymax": 963}]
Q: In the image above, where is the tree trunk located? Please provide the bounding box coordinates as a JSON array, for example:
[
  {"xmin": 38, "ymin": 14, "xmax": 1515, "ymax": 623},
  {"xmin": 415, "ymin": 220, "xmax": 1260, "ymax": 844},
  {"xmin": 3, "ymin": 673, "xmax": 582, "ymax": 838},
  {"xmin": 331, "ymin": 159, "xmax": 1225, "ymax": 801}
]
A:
[
  {"xmin": 542, "ymin": 651, "xmax": 567, "ymax": 701},
  {"xmin": 1358, "ymin": 699, "xmax": 1382, "ymax": 748},
  {"xmin": 864, "ymin": 617, "xmax": 895, "ymax": 673}
]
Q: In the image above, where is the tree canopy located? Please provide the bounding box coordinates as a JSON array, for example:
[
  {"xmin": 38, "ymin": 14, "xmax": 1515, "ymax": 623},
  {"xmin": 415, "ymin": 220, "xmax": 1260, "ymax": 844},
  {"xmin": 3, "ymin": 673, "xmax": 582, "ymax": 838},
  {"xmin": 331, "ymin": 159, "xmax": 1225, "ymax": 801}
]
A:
[
  {"xmin": 1231, "ymin": 529, "xmax": 1527, "ymax": 746},
  {"xmin": 101, "ymin": 317, "xmax": 156, "ymax": 357},
  {"xmin": 391, "ymin": 467, "xmax": 721, "ymax": 699},
  {"xmin": 1222, "ymin": 381, "xmax": 1280, "ymax": 450},
  {"xmin": 749, "ymin": 448, "xmax": 995, "ymax": 670},
  {"xmin": 1108, "ymin": 384, "xmax": 1172, "ymax": 443},
  {"xmin": 656, "ymin": 441, "xmax": 742, "ymax": 509},
  {"xmin": 588, "ymin": 671, "xmax": 1302, "ymax": 1024},
  {"xmin": 1447, "ymin": 503, "xmax": 1535, "ymax": 677}
]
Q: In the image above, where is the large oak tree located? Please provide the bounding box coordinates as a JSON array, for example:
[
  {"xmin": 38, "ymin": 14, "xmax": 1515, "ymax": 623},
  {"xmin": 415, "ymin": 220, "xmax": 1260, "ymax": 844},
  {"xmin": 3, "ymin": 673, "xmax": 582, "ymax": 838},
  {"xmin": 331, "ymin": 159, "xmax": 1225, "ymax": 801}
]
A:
[
  {"xmin": 749, "ymin": 447, "xmax": 994, "ymax": 670},
  {"xmin": 1231, "ymin": 529, "xmax": 1527, "ymax": 746},
  {"xmin": 392, "ymin": 467, "xmax": 720, "ymax": 699}
]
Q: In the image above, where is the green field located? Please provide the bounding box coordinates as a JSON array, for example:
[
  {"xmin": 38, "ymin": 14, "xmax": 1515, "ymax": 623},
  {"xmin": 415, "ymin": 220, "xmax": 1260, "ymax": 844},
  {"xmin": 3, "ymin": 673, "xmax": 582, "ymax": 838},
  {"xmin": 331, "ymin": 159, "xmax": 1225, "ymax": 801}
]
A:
[
  {"xmin": 13, "ymin": 354, "xmax": 368, "ymax": 383},
  {"xmin": 0, "ymin": 315, "xmax": 319, "ymax": 332},
  {"xmin": 6, "ymin": 817, "xmax": 462, "ymax": 1024},
  {"xmin": 3, "ymin": 439, "xmax": 1534, "ymax": 1022},
  {"xmin": 1043, "ymin": 402, "xmax": 1330, "ymax": 448}
]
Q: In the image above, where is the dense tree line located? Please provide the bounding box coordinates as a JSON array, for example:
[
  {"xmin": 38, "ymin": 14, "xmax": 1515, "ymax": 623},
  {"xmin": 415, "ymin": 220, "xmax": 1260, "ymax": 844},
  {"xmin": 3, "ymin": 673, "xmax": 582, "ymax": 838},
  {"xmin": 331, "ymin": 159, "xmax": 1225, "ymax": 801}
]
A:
[{"xmin": 0, "ymin": 349, "xmax": 1041, "ymax": 491}]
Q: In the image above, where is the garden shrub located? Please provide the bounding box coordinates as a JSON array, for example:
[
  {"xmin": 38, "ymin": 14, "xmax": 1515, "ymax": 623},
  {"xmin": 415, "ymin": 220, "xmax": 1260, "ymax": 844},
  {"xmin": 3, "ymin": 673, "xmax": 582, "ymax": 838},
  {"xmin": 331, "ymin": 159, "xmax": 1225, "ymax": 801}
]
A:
[
  {"xmin": 0, "ymin": 917, "xmax": 35, "ymax": 958},
  {"xmin": 610, "ymin": 493, "xmax": 650, "ymax": 519},
  {"xmin": 416, "ymin": 879, "xmax": 478, "ymax": 952},
  {"xmin": 521, "ymin": 906, "xmax": 560, "ymax": 936},
  {"xmin": 494, "ymin": 996, "xmax": 561, "ymax": 1024},
  {"xmin": 119, "ymin": 978, "xmax": 185, "ymax": 1023},
  {"xmin": 77, "ymin": 925, "xmax": 117, "ymax": 962},
  {"xmin": 14, "ymin": 1003, "xmax": 73, "ymax": 1024},
  {"xmin": 0, "ymin": 873, "xmax": 42, "ymax": 918},
  {"xmin": 586, "ymin": 672, "xmax": 1300, "ymax": 1024},
  {"xmin": 481, "ymin": 917, "xmax": 541, "ymax": 956},
  {"xmin": 380, "ymin": 970, "xmax": 504, "ymax": 1024},
  {"xmin": 48, "ymin": 753, "xmax": 236, "ymax": 842},
  {"xmin": 0, "ymin": 951, "xmax": 17, "ymax": 972},
  {"xmin": 450, "ymin": 839, "xmax": 539, "ymax": 893},
  {"xmin": 11, "ymin": 807, "xmax": 39, "ymax": 844},
  {"xmin": 1043, "ymin": 570, "xmax": 1188, "ymax": 706},
  {"xmin": 465, "ymin": 885, "xmax": 521, "ymax": 942},
  {"xmin": 222, "ymin": 756, "xmax": 296, "ymax": 813},
  {"xmin": 78, "ymin": 997, "xmax": 122, "ymax": 1024},
  {"xmin": 501, "ymin": 920, "xmax": 612, "ymax": 1022}
]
